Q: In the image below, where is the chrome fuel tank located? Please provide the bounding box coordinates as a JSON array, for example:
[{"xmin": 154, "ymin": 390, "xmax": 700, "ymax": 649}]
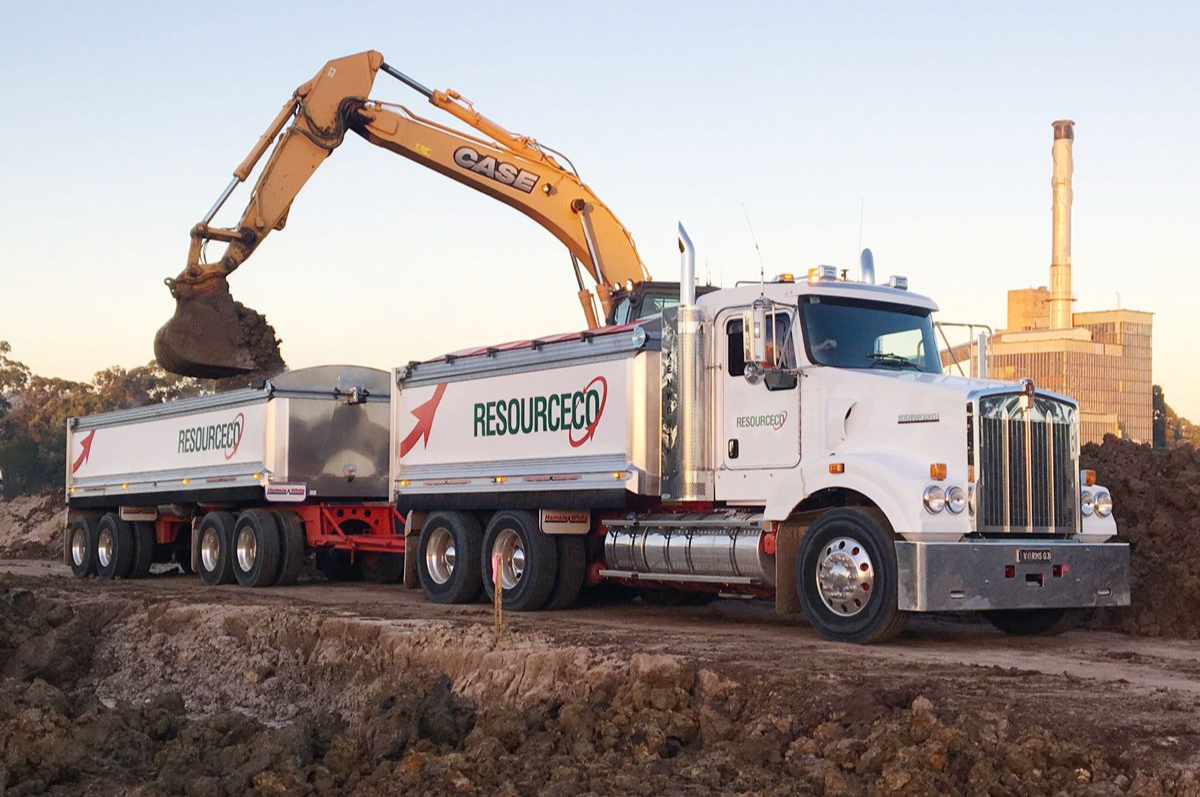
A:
[{"xmin": 603, "ymin": 512, "xmax": 775, "ymax": 587}]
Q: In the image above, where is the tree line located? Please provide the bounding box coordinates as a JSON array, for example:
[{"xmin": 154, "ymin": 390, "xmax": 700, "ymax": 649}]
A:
[{"xmin": 0, "ymin": 341, "xmax": 210, "ymax": 497}]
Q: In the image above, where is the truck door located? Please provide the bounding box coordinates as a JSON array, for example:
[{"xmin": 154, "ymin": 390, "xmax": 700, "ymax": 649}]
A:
[{"xmin": 718, "ymin": 309, "xmax": 801, "ymax": 480}]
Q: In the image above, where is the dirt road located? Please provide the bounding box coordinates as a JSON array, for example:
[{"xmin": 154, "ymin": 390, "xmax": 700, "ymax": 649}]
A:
[{"xmin": 3, "ymin": 559, "xmax": 1200, "ymax": 796}]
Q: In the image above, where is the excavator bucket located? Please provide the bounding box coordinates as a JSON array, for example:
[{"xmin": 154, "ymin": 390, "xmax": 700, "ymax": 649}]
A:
[{"xmin": 153, "ymin": 277, "xmax": 285, "ymax": 379}]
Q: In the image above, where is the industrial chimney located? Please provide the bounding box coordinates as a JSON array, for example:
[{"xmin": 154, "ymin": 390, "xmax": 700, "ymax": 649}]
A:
[{"xmin": 1050, "ymin": 119, "xmax": 1075, "ymax": 329}]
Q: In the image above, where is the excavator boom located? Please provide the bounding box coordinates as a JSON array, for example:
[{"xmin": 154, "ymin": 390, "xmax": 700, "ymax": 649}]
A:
[{"xmin": 155, "ymin": 51, "xmax": 651, "ymax": 378}]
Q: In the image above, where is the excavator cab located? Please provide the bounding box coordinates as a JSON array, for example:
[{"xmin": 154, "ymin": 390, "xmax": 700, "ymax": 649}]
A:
[{"xmin": 607, "ymin": 282, "xmax": 718, "ymax": 326}]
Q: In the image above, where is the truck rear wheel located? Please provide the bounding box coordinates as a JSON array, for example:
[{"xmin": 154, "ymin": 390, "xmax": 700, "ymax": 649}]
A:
[
  {"xmin": 233, "ymin": 509, "xmax": 282, "ymax": 588},
  {"xmin": 67, "ymin": 516, "xmax": 98, "ymax": 578},
  {"xmin": 418, "ymin": 511, "xmax": 482, "ymax": 604},
  {"xmin": 196, "ymin": 511, "xmax": 237, "ymax": 586},
  {"xmin": 543, "ymin": 534, "xmax": 587, "ymax": 610},
  {"xmin": 129, "ymin": 522, "xmax": 155, "ymax": 579},
  {"xmin": 271, "ymin": 510, "xmax": 306, "ymax": 586},
  {"xmin": 796, "ymin": 508, "xmax": 906, "ymax": 644},
  {"xmin": 985, "ymin": 608, "xmax": 1081, "ymax": 636},
  {"xmin": 96, "ymin": 514, "xmax": 136, "ymax": 580},
  {"xmin": 482, "ymin": 510, "xmax": 558, "ymax": 612}
]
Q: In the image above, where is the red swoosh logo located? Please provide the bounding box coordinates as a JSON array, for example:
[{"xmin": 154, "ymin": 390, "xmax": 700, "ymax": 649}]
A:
[
  {"xmin": 399, "ymin": 383, "xmax": 447, "ymax": 458},
  {"xmin": 71, "ymin": 429, "xmax": 96, "ymax": 474}
]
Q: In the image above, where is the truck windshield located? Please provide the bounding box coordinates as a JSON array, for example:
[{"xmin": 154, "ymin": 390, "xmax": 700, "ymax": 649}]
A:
[{"xmin": 799, "ymin": 296, "xmax": 942, "ymax": 374}]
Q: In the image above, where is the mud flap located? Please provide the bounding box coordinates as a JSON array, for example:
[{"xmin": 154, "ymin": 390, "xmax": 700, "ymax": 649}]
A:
[
  {"xmin": 403, "ymin": 511, "xmax": 426, "ymax": 589},
  {"xmin": 774, "ymin": 519, "xmax": 811, "ymax": 615}
]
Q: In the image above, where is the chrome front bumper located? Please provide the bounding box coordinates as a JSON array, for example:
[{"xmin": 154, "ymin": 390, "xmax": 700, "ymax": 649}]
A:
[{"xmin": 895, "ymin": 540, "xmax": 1130, "ymax": 612}]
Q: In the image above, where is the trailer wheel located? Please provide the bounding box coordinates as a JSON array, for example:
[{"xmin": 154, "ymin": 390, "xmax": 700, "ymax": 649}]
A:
[
  {"xmin": 271, "ymin": 510, "xmax": 306, "ymax": 586},
  {"xmin": 196, "ymin": 512, "xmax": 237, "ymax": 586},
  {"xmin": 796, "ymin": 508, "xmax": 907, "ymax": 644},
  {"xmin": 232, "ymin": 509, "xmax": 282, "ymax": 588},
  {"xmin": 96, "ymin": 514, "xmax": 136, "ymax": 580},
  {"xmin": 418, "ymin": 511, "xmax": 482, "ymax": 604},
  {"xmin": 985, "ymin": 608, "xmax": 1081, "ymax": 636},
  {"xmin": 129, "ymin": 522, "xmax": 155, "ymax": 579},
  {"xmin": 482, "ymin": 511, "xmax": 558, "ymax": 612},
  {"xmin": 67, "ymin": 516, "xmax": 99, "ymax": 578},
  {"xmin": 360, "ymin": 553, "xmax": 404, "ymax": 584},
  {"xmin": 543, "ymin": 535, "xmax": 587, "ymax": 610}
]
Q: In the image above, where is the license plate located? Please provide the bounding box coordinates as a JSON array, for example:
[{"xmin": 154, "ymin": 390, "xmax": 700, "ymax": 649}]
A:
[{"xmin": 1018, "ymin": 549, "xmax": 1052, "ymax": 564}]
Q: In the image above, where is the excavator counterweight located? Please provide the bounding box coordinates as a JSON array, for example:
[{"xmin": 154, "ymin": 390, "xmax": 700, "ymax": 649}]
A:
[{"xmin": 155, "ymin": 51, "xmax": 652, "ymax": 379}]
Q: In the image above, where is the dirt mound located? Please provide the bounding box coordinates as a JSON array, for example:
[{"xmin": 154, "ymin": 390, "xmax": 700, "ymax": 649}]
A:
[
  {"xmin": 0, "ymin": 491, "xmax": 63, "ymax": 560},
  {"xmin": 3, "ymin": 580, "xmax": 1198, "ymax": 796},
  {"xmin": 1083, "ymin": 438, "xmax": 1200, "ymax": 639}
]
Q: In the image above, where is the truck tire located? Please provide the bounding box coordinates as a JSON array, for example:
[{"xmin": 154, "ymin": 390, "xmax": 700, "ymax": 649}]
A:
[
  {"xmin": 796, "ymin": 508, "xmax": 907, "ymax": 644},
  {"xmin": 482, "ymin": 510, "xmax": 558, "ymax": 612},
  {"xmin": 360, "ymin": 553, "xmax": 405, "ymax": 584},
  {"xmin": 96, "ymin": 514, "xmax": 136, "ymax": 580},
  {"xmin": 67, "ymin": 516, "xmax": 98, "ymax": 578},
  {"xmin": 985, "ymin": 608, "xmax": 1081, "ymax": 636},
  {"xmin": 543, "ymin": 534, "xmax": 587, "ymax": 610},
  {"xmin": 232, "ymin": 509, "xmax": 282, "ymax": 588},
  {"xmin": 196, "ymin": 511, "xmax": 237, "ymax": 586},
  {"xmin": 418, "ymin": 511, "xmax": 483, "ymax": 604},
  {"xmin": 271, "ymin": 510, "xmax": 306, "ymax": 586},
  {"xmin": 129, "ymin": 522, "xmax": 155, "ymax": 579}
]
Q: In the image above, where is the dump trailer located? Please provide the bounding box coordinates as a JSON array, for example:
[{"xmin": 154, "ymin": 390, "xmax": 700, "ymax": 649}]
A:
[
  {"xmin": 392, "ymin": 229, "xmax": 1130, "ymax": 643},
  {"xmin": 65, "ymin": 366, "xmax": 405, "ymax": 586}
]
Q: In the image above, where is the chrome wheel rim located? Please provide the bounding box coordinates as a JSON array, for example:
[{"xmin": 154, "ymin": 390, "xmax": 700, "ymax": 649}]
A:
[
  {"xmin": 493, "ymin": 528, "xmax": 525, "ymax": 590},
  {"xmin": 97, "ymin": 528, "xmax": 114, "ymax": 568},
  {"xmin": 816, "ymin": 536, "xmax": 875, "ymax": 617},
  {"xmin": 425, "ymin": 527, "xmax": 456, "ymax": 585},
  {"xmin": 201, "ymin": 528, "xmax": 222, "ymax": 572},
  {"xmin": 71, "ymin": 529, "xmax": 87, "ymax": 566},
  {"xmin": 236, "ymin": 526, "xmax": 256, "ymax": 572}
]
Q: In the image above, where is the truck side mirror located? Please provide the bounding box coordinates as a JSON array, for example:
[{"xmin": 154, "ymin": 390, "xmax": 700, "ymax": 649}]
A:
[
  {"xmin": 764, "ymin": 370, "xmax": 797, "ymax": 391},
  {"xmin": 742, "ymin": 306, "xmax": 767, "ymax": 367}
]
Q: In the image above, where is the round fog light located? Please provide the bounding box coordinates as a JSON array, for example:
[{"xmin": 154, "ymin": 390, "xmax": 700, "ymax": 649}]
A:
[
  {"xmin": 946, "ymin": 486, "xmax": 966, "ymax": 514},
  {"xmin": 1094, "ymin": 490, "xmax": 1113, "ymax": 518},
  {"xmin": 1080, "ymin": 490, "xmax": 1095, "ymax": 517},
  {"xmin": 923, "ymin": 485, "xmax": 946, "ymax": 514}
]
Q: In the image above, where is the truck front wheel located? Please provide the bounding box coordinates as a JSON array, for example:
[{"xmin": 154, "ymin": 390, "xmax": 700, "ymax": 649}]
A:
[
  {"xmin": 796, "ymin": 508, "xmax": 906, "ymax": 644},
  {"xmin": 196, "ymin": 512, "xmax": 237, "ymax": 586},
  {"xmin": 418, "ymin": 511, "xmax": 483, "ymax": 604},
  {"xmin": 482, "ymin": 511, "xmax": 557, "ymax": 612}
]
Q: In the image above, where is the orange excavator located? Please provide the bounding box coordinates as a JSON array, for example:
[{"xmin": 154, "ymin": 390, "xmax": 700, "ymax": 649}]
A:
[{"xmin": 155, "ymin": 50, "xmax": 681, "ymax": 378}]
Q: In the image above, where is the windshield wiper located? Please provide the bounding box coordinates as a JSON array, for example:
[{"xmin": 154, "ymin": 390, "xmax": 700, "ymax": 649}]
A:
[{"xmin": 867, "ymin": 352, "xmax": 919, "ymax": 370}]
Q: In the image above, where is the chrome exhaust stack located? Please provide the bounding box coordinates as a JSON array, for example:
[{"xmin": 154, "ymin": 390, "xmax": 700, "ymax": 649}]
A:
[{"xmin": 660, "ymin": 223, "xmax": 712, "ymax": 502}]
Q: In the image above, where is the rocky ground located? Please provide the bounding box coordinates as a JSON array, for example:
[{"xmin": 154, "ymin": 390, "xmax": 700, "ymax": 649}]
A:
[
  {"xmin": 0, "ymin": 491, "xmax": 64, "ymax": 561},
  {"xmin": 3, "ymin": 572, "xmax": 1200, "ymax": 797}
]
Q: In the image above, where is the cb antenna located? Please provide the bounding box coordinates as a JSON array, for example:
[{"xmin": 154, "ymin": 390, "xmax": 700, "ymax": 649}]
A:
[{"xmin": 741, "ymin": 201, "xmax": 767, "ymax": 293}]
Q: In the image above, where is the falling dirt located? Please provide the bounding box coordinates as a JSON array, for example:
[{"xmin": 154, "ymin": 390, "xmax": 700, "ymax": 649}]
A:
[
  {"xmin": 3, "ymin": 574, "xmax": 1200, "ymax": 796},
  {"xmin": 0, "ymin": 491, "xmax": 63, "ymax": 561}
]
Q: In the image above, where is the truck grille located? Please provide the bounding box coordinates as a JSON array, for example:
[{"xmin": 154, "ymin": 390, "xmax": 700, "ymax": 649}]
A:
[{"xmin": 974, "ymin": 393, "xmax": 1078, "ymax": 534}]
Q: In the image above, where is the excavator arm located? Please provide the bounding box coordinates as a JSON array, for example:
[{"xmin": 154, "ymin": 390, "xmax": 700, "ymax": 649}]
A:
[{"xmin": 155, "ymin": 50, "xmax": 651, "ymax": 378}]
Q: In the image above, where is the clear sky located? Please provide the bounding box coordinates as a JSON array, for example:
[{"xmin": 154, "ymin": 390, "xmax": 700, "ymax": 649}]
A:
[{"xmin": 1, "ymin": 1, "xmax": 1197, "ymax": 418}]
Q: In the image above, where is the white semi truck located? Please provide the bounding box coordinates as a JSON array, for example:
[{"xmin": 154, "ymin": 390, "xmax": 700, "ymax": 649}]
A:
[{"xmin": 65, "ymin": 231, "xmax": 1129, "ymax": 643}]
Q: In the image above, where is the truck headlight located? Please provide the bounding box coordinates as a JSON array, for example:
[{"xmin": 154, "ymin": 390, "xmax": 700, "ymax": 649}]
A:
[
  {"xmin": 946, "ymin": 486, "xmax": 966, "ymax": 514},
  {"xmin": 1080, "ymin": 490, "xmax": 1094, "ymax": 516},
  {"xmin": 1094, "ymin": 490, "xmax": 1113, "ymax": 518},
  {"xmin": 923, "ymin": 485, "xmax": 946, "ymax": 514}
]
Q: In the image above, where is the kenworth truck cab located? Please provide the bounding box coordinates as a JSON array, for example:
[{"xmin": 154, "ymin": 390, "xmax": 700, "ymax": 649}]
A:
[{"xmin": 393, "ymin": 227, "xmax": 1129, "ymax": 643}]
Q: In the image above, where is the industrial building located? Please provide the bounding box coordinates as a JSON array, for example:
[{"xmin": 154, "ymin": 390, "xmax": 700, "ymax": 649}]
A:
[{"xmin": 943, "ymin": 121, "xmax": 1153, "ymax": 444}]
